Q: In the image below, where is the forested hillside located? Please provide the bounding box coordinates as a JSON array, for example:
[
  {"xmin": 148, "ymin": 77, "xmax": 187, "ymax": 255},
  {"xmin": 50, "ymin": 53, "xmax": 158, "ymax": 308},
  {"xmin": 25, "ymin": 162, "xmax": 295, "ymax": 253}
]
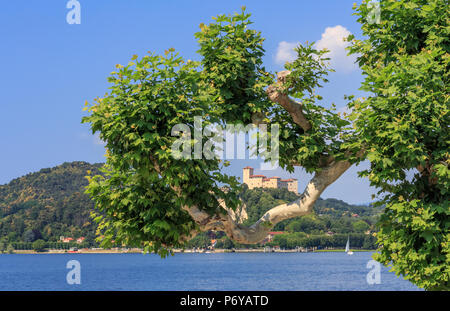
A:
[{"xmin": 0, "ymin": 162, "xmax": 103, "ymax": 245}]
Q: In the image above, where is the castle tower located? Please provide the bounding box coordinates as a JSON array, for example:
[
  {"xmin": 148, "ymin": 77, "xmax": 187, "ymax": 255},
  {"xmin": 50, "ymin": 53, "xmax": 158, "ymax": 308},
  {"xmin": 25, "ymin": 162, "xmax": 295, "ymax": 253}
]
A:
[
  {"xmin": 243, "ymin": 166, "xmax": 254, "ymax": 185},
  {"xmin": 287, "ymin": 179, "xmax": 298, "ymax": 194}
]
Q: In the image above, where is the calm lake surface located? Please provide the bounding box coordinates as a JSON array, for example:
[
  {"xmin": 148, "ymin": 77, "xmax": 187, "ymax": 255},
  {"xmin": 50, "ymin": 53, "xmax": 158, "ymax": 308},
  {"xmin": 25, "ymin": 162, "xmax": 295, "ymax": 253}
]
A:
[{"xmin": 0, "ymin": 252, "xmax": 421, "ymax": 291}]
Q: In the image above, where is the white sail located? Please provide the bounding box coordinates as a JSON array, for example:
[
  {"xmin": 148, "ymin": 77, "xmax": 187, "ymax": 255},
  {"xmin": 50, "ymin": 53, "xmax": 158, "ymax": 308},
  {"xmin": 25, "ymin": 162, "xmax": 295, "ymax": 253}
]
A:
[{"xmin": 345, "ymin": 237, "xmax": 350, "ymax": 253}]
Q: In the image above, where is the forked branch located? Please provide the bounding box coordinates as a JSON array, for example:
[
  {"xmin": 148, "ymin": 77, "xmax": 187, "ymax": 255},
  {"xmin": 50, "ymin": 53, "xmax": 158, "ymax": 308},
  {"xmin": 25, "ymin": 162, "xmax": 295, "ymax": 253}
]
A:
[
  {"xmin": 179, "ymin": 159, "xmax": 353, "ymax": 244},
  {"xmin": 266, "ymin": 70, "xmax": 312, "ymax": 132}
]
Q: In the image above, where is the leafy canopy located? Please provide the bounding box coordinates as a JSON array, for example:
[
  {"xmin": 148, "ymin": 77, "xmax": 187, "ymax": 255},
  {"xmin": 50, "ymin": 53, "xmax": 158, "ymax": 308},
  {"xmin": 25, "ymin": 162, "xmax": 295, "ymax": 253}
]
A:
[
  {"xmin": 348, "ymin": 0, "xmax": 449, "ymax": 290},
  {"xmin": 83, "ymin": 3, "xmax": 449, "ymax": 291},
  {"xmin": 82, "ymin": 8, "xmax": 352, "ymax": 256},
  {"xmin": 83, "ymin": 51, "xmax": 240, "ymax": 256},
  {"xmin": 274, "ymin": 43, "xmax": 360, "ymax": 172}
]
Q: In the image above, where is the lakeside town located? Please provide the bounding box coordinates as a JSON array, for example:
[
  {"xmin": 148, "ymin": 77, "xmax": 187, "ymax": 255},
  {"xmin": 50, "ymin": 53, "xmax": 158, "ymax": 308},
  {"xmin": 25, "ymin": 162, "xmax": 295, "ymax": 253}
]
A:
[{"xmin": 5, "ymin": 230, "xmax": 374, "ymax": 254}]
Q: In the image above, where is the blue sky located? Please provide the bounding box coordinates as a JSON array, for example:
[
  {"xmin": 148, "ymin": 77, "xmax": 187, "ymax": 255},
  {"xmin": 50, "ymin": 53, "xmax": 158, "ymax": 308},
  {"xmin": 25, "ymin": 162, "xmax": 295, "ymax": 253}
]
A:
[{"xmin": 0, "ymin": 0, "xmax": 375, "ymax": 204}]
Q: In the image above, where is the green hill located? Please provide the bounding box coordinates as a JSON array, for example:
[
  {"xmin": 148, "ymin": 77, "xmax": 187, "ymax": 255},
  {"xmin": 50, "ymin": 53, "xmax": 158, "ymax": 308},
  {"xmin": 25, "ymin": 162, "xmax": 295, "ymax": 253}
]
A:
[
  {"xmin": 0, "ymin": 161, "xmax": 103, "ymax": 244},
  {"xmin": 0, "ymin": 161, "xmax": 381, "ymax": 249}
]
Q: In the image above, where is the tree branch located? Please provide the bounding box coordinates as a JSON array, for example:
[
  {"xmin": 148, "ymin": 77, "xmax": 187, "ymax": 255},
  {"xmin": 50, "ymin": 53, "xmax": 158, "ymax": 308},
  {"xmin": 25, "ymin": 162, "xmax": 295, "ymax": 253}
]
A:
[
  {"xmin": 150, "ymin": 138, "xmax": 363, "ymax": 246},
  {"xmin": 178, "ymin": 159, "xmax": 353, "ymax": 244},
  {"xmin": 266, "ymin": 70, "xmax": 312, "ymax": 132}
]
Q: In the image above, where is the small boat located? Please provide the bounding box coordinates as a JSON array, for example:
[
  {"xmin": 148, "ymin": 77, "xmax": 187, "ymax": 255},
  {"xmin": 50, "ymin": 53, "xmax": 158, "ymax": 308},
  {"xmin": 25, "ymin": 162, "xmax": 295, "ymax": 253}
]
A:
[{"xmin": 345, "ymin": 237, "xmax": 353, "ymax": 255}]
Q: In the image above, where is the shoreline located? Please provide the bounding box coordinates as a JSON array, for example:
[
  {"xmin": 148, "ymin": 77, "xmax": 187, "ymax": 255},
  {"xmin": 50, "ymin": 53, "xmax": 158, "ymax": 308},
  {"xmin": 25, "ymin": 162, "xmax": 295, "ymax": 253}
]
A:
[{"xmin": 5, "ymin": 248, "xmax": 376, "ymax": 255}]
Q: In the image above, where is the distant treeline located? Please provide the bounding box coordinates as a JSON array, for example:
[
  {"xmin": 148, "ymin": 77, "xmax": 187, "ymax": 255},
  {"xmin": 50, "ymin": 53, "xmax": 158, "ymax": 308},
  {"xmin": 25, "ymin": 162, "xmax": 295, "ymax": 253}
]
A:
[
  {"xmin": 190, "ymin": 232, "xmax": 377, "ymax": 250},
  {"xmin": 266, "ymin": 233, "xmax": 377, "ymax": 250}
]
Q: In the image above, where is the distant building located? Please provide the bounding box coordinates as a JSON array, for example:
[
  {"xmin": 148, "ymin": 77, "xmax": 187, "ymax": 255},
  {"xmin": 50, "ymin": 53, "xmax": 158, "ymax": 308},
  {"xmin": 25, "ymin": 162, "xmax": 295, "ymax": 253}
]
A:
[
  {"xmin": 62, "ymin": 237, "xmax": 74, "ymax": 243},
  {"xmin": 76, "ymin": 237, "xmax": 85, "ymax": 244},
  {"xmin": 242, "ymin": 167, "xmax": 298, "ymax": 194},
  {"xmin": 210, "ymin": 239, "xmax": 217, "ymax": 248},
  {"xmin": 261, "ymin": 231, "xmax": 285, "ymax": 244},
  {"xmin": 267, "ymin": 232, "xmax": 284, "ymax": 242},
  {"xmin": 260, "ymin": 231, "xmax": 284, "ymax": 244}
]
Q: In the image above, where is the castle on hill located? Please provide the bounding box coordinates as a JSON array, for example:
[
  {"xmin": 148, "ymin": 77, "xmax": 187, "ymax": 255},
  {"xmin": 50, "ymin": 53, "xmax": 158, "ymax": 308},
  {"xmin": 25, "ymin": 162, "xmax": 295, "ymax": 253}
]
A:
[{"xmin": 242, "ymin": 167, "xmax": 298, "ymax": 194}]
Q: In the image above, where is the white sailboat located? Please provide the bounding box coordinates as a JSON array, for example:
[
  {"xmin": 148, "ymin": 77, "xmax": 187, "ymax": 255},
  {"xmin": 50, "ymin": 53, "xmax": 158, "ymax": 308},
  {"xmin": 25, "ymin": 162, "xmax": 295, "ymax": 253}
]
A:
[{"xmin": 345, "ymin": 237, "xmax": 353, "ymax": 255}]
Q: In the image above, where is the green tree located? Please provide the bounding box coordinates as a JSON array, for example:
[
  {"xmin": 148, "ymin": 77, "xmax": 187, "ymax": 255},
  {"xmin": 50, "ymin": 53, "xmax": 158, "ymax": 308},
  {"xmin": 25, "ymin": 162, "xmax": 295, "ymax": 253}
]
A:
[
  {"xmin": 32, "ymin": 239, "xmax": 47, "ymax": 252},
  {"xmin": 82, "ymin": 4, "xmax": 448, "ymax": 291},
  {"xmin": 6, "ymin": 244, "xmax": 14, "ymax": 254},
  {"xmin": 347, "ymin": 0, "xmax": 449, "ymax": 290},
  {"xmin": 271, "ymin": 235, "xmax": 288, "ymax": 249},
  {"xmin": 215, "ymin": 237, "xmax": 235, "ymax": 249},
  {"xmin": 352, "ymin": 220, "xmax": 370, "ymax": 233},
  {"xmin": 23, "ymin": 229, "xmax": 37, "ymax": 242},
  {"xmin": 285, "ymin": 215, "xmax": 326, "ymax": 234},
  {"xmin": 331, "ymin": 218, "xmax": 353, "ymax": 234},
  {"xmin": 83, "ymin": 8, "xmax": 364, "ymax": 258},
  {"xmin": 362, "ymin": 235, "xmax": 376, "ymax": 250},
  {"xmin": 186, "ymin": 233, "xmax": 211, "ymax": 249}
]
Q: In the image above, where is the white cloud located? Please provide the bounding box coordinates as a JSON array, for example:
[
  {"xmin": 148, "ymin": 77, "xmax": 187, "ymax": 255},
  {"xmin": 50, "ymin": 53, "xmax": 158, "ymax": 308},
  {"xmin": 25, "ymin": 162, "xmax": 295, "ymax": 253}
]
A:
[
  {"xmin": 274, "ymin": 41, "xmax": 299, "ymax": 65},
  {"xmin": 315, "ymin": 25, "xmax": 357, "ymax": 73},
  {"xmin": 274, "ymin": 25, "xmax": 358, "ymax": 73}
]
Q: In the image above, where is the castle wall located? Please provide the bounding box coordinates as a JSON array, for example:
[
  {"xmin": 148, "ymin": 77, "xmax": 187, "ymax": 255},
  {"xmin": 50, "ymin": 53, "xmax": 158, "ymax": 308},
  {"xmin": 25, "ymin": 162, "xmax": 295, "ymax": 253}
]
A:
[
  {"xmin": 262, "ymin": 178, "xmax": 278, "ymax": 189},
  {"xmin": 242, "ymin": 167, "xmax": 298, "ymax": 194},
  {"xmin": 247, "ymin": 176, "xmax": 263, "ymax": 189},
  {"xmin": 287, "ymin": 180, "xmax": 298, "ymax": 194}
]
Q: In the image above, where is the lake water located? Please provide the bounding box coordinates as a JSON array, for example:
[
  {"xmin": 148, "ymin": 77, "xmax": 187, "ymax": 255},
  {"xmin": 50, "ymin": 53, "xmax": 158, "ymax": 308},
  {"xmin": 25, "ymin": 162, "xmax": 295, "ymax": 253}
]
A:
[{"xmin": 0, "ymin": 252, "xmax": 422, "ymax": 291}]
